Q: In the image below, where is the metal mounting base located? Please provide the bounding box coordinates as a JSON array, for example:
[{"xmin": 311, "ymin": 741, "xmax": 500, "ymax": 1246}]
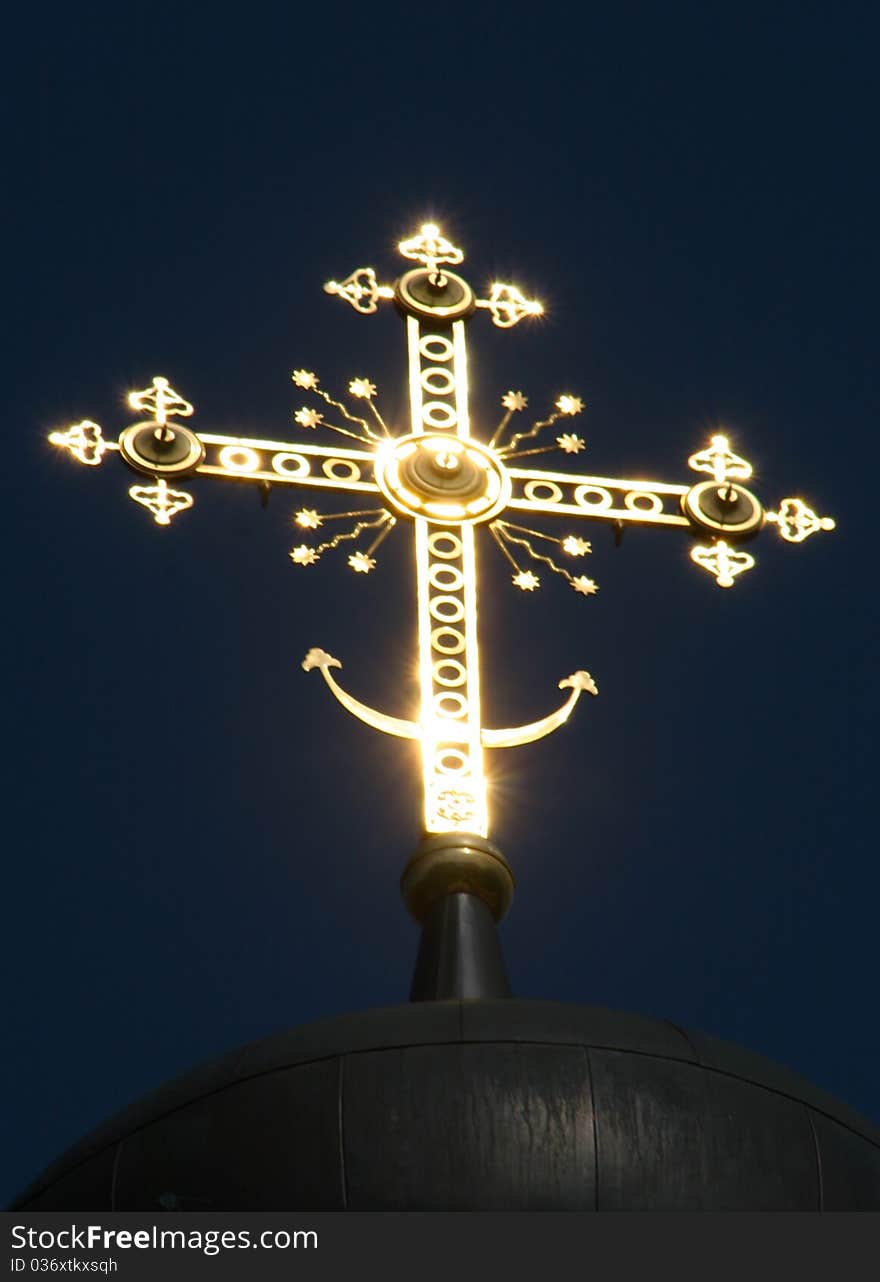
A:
[{"xmin": 402, "ymin": 833, "xmax": 514, "ymax": 1002}]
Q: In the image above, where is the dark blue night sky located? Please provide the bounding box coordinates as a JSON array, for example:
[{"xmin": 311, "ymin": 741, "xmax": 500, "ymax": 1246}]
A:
[{"xmin": 5, "ymin": 2, "xmax": 877, "ymax": 1204}]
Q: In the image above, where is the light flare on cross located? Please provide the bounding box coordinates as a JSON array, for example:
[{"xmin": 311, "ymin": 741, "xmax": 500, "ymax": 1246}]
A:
[{"xmin": 49, "ymin": 222, "xmax": 834, "ymax": 840}]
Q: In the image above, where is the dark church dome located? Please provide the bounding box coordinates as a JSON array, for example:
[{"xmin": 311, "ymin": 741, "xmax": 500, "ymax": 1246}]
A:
[{"xmin": 12, "ymin": 1001, "xmax": 880, "ymax": 1211}]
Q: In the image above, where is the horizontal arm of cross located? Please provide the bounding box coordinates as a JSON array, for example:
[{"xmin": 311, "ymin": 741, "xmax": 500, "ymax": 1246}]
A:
[
  {"xmin": 50, "ymin": 417, "xmax": 381, "ymax": 499},
  {"xmin": 195, "ymin": 433, "xmax": 378, "ymax": 496},
  {"xmin": 506, "ymin": 464, "xmax": 690, "ymax": 529}
]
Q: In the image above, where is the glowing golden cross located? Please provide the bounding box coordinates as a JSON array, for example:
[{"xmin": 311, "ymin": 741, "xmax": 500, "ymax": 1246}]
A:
[{"xmin": 49, "ymin": 222, "xmax": 834, "ymax": 841}]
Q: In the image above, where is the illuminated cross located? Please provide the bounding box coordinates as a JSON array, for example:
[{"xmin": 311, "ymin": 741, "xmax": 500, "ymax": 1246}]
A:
[{"xmin": 49, "ymin": 223, "xmax": 834, "ymax": 845}]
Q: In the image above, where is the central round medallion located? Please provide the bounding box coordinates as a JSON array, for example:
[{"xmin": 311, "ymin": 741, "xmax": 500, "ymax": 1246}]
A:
[
  {"xmin": 395, "ymin": 268, "xmax": 476, "ymax": 322},
  {"xmin": 118, "ymin": 422, "xmax": 205, "ymax": 476},
  {"xmin": 374, "ymin": 434, "xmax": 511, "ymax": 524},
  {"xmin": 682, "ymin": 479, "xmax": 764, "ymax": 539}
]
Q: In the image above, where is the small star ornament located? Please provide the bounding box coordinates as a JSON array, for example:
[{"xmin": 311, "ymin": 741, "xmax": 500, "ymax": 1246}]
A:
[
  {"xmin": 290, "ymin": 545, "xmax": 319, "ymax": 566},
  {"xmin": 296, "ymin": 509, "xmax": 322, "ymax": 529},
  {"xmin": 557, "ymin": 433, "xmax": 586, "ymax": 454},
  {"xmin": 348, "ymin": 378, "xmax": 377, "ymax": 399},
  {"xmin": 348, "ymin": 550, "xmax": 376, "ymax": 574},
  {"xmin": 502, "ymin": 390, "xmax": 528, "ymax": 412},
  {"xmin": 556, "ymin": 395, "xmax": 584, "ymax": 416},
  {"xmin": 572, "ymin": 575, "xmax": 599, "ymax": 596},
  {"xmin": 295, "ymin": 407, "xmax": 323, "ymax": 429},
  {"xmin": 563, "ymin": 535, "xmax": 592, "ymax": 556},
  {"xmin": 513, "ymin": 570, "xmax": 540, "ymax": 591},
  {"xmin": 292, "ymin": 369, "xmax": 319, "ymax": 390}
]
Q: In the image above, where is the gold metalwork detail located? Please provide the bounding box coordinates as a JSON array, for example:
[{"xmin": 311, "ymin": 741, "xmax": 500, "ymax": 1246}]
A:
[
  {"xmin": 475, "ymin": 283, "xmax": 544, "ymax": 328},
  {"xmin": 557, "ymin": 433, "xmax": 586, "ymax": 455},
  {"xmin": 128, "ymin": 479, "xmax": 193, "ymax": 526},
  {"xmin": 489, "ymin": 392, "xmax": 528, "ymax": 448},
  {"xmin": 416, "ymin": 511, "xmax": 487, "ymax": 834},
  {"xmin": 128, "ymin": 376, "xmax": 193, "ymax": 428},
  {"xmin": 304, "ymin": 644, "xmax": 597, "ymax": 761},
  {"xmin": 323, "ymin": 268, "xmax": 394, "ymax": 314},
  {"xmin": 375, "ymin": 432, "xmax": 510, "ymax": 525},
  {"xmin": 398, "ymin": 223, "xmax": 464, "ymax": 274},
  {"xmin": 49, "ymin": 222, "xmax": 834, "ymax": 848},
  {"xmin": 49, "ymin": 420, "xmax": 108, "ymax": 466},
  {"xmin": 196, "ymin": 434, "xmax": 378, "ymax": 495},
  {"xmin": 289, "ymin": 510, "xmax": 394, "ymax": 566},
  {"xmin": 563, "ymin": 536, "xmax": 591, "ymax": 555},
  {"xmin": 302, "ymin": 649, "xmax": 420, "ymax": 740},
  {"xmin": 295, "ymin": 407, "xmax": 323, "ymax": 429},
  {"xmin": 490, "ymin": 521, "xmax": 599, "ymax": 597},
  {"xmin": 349, "ymin": 378, "xmax": 377, "ymax": 399},
  {"xmin": 501, "ymin": 395, "xmax": 585, "ymax": 457},
  {"xmin": 691, "ymin": 539, "xmax": 756, "ymax": 587},
  {"xmin": 688, "ymin": 434, "xmax": 752, "ymax": 484},
  {"xmin": 766, "ymin": 498, "xmax": 836, "ymax": 543},
  {"xmin": 432, "ymin": 787, "xmax": 478, "ymax": 826},
  {"xmin": 292, "ymin": 369, "xmax": 381, "ymax": 444},
  {"xmin": 507, "ymin": 466, "xmax": 690, "ymax": 526},
  {"xmin": 291, "ymin": 545, "xmax": 318, "ymax": 565},
  {"xmin": 349, "ymin": 550, "xmax": 376, "ymax": 573},
  {"xmin": 481, "ymin": 672, "xmax": 598, "ymax": 749}
]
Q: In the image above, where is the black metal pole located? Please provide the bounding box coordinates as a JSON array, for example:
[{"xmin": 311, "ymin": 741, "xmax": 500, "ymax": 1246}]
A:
[{"xmin": 409, "ymin": 891, "xmax": 511, "ymax": 1000}]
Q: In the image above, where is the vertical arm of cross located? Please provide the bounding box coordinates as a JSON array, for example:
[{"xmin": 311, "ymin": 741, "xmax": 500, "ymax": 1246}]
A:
[{"xmin": 406, "ymin": 316, "xmax": 488, "ymax": 836}]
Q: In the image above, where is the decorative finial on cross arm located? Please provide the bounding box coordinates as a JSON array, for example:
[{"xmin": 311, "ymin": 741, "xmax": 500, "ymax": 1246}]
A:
[
  {"xmin": 322, "ymin": 222, "xmax": 543, "ymax": 328},
  {"xmin": 48, "ymin": 220, "xmax": 835, "ymax": 849}
]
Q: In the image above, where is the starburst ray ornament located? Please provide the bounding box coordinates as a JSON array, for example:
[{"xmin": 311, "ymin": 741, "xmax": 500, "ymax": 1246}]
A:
[{"xmin": 49, "ymin": 221, "xmax": 835, "ymax": 844}]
